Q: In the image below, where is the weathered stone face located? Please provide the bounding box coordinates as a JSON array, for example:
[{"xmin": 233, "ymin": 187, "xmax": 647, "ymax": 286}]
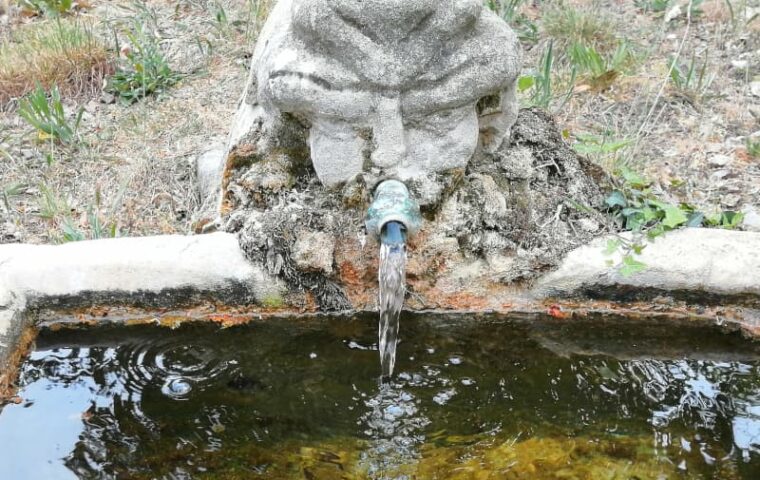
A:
[{"xmin": 233, "ymin": 0, "xmax": 520, "ymax": 189}]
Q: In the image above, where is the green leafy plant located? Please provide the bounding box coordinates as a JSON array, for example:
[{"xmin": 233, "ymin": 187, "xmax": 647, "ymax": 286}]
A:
[
  {"xmin": 746, "ymin": 138, "xmax": 760, "ymax": 159},
  {"xmin": 604, "ymin": 167, "xmax": 744, "ymax": 276},
  {"xmin": 668, "ymin": 54, "xmax": 716, "ymax": 105},
  {"xmin": 485, "ymin": 0, "xmax": 538, "ymax": 44},
  {"xmin": 106, "ymin": 22, "xmax": 181, "ymax": 103},
  {"xmin": 211, "ymin": 1, "xmax": 232, "ymax": 37},
  {"xmin": 37, "ymin": 182, "xmax": 70, "ymax": 220},
  {"xmin": 517, "ymin": 41, "xmax": 576, "ymax": 110},
  {"xmin": 569, "ymin": 41, "xmax": 634, "ymax": 90},
  {"xmin": 634, "ymin": 0, "xmax": 671, "ymax": 13},
  {"xmin": 2, "ymin": 183, "xmax": 26, "ymax": 215},
  {"xmin": 18, "ymin": 0, "xmax": 76, "ymax": 16},
  {"xmin": 37, "ymin": 182, "xmax": 125, "ymax": 243},
  {"xmin": 59, "ymin": 206, "xmax": 124, "ymax": 242},
  {"xmin": 244, "ymin": 0, "xmax": 271, "ymax": 42},
  {"xmin": 573, "ymin": 132, "xmax": 631, "ymax": 169},
  {"xmin": 573, "ymin": 133, "xmax": 632, "ymax": 156},
  {"xmin": 18, "ymin": 83, "xmax": 83, "ymax": 144},
  {"xmin": 635, "ymin": 0, "xmax": 705, "ymax": 17}
]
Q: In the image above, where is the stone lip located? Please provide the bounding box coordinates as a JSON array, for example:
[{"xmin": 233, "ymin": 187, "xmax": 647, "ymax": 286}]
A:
[
  {"xmin": 533, "ymin": 228, "xmax": 760, "ymax": 306},
  {"xmin": 0, "ymin": 233, "xmax": 285, "ymax": 373}
]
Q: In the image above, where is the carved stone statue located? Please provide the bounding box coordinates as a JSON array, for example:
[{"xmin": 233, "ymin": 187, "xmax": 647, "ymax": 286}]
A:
[{"xmin": 225, "ymin": 0, "xmax": 521, "ymax": 193}]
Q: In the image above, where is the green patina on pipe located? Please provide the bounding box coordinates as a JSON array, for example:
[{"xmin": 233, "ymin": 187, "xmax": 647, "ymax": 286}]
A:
[{"xmin": 365, "ymin": 180, "xmax": 422, "ymax": 243}]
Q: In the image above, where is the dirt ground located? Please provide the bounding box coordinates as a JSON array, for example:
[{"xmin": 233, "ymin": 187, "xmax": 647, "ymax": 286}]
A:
[{"xmin": 0, "ymin": 0, "xmax": 758, "ymax": 244}]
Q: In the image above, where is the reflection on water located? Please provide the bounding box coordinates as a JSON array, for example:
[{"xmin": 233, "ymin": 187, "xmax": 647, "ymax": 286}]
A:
[{"xmin": 0, "ymin": 313, "xmax": 758, "ymax": 479}]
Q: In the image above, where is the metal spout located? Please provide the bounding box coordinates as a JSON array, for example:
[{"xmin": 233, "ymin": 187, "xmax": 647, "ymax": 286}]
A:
[{"xmin": 365, "ymin": 180, "xmax": 422, "ymax": 243}]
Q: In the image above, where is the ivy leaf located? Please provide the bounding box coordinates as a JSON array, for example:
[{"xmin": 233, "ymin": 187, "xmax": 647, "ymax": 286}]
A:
[
  {"xmin": 625, "ymin": 214, "xmax": 644, "ymax": 231},
  {"xmin": 631, "ymin": 243, "xmax": 647, "ymax": 254},
  {"xmin": 720, "ymin": 211, "xmax": 744, "ymax": 229},
  {"xmin": 619, "ymin": 255, "xmax": 646, "ymax": 277},
  {"xmin": 686, "ymin": 212, "xmax": 704, "ymax": 227},
  {"xmin": 604, "ymin": 238, "xmax": 621, "ymax": 255},
  {"xmin": 647, "ymin": 224, "xmax": 666, "ymax": 239},
  {"xmin": 517, "ymin": 75, "xmax": 535, "ymax": 92},
  {"xmin": 605, "ymin": 190, "xmax": 627, "ymax": 208},
  {"xmin": 619, "ymin": 167, "xmax": 650, "ymax": 189},
  {"xmin": 660, "ymin": 203, "xmax": 688, "ymax": 228}
]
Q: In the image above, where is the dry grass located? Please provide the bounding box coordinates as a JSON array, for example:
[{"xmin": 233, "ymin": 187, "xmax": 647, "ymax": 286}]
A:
[
  {"xmin": 1, "ymin": 0, "xmax": 758, "ymax": 244},
  {"xmin": 0, "ymin": 17, "xmax": 113, "ymax": 110},
  {"xmin": 541, "ymin": 1, "xmax": 618, "ymax": 51}
]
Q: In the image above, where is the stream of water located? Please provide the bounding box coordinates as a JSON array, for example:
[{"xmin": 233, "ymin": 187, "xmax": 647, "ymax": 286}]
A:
[{"xmin": 378, "ymin": 241, "xmax": 406, "ymax": 379}]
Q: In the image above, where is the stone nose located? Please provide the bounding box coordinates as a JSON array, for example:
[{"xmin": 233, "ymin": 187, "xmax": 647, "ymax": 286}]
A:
[{"xmin": 370, "ymin": 96, "xmax": 406, "ymax": 169}]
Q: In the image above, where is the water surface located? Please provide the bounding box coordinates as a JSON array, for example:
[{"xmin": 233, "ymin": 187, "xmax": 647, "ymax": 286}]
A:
[{"xmin": 1, "ymin": 313, "xmax": 759, "ymax": 479}]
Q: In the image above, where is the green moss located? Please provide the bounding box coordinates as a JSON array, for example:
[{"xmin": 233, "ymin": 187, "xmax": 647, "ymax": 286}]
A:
[{"xmin": 260, "ymin": 294, "xmax": 284, "ymax": 308}]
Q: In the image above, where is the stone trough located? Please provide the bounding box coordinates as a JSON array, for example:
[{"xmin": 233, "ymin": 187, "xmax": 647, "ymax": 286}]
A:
[
  {"xmin": 3, "ymin": 0, "xmax": 760, "ymax": 399},
  {"xmin": 2, "ymin": 227, "xmax": 760, "ymax": 393}
]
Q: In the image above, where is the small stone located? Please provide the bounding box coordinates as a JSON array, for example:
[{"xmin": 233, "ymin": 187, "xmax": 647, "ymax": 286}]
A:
[
  {"xmin": 721, "ymin": 194, "xmax": 741, "ymax": 208},
  {"xmin": 710, "ymin": 169, "xmax": 731, "ymax": 180},
  {"xmin": 99, "ymin": 92, "xmax": 116, "ymax": 104},
  {"xmin": 194, "ymin": 145, "xmax": 225, "ymax": 204},
  {"xmin": 751, "ymin": 81, "xmax": 760, "ymax": 98},
  {"xmin": 292, "ymin": 231, "xmax": 335, "ymax": 274},
  {"xmin": 741, "ymin": 207, "xmax": 760, "ymax": 232},
  {"xmin": 665, "ymin": 5, "xmax": 682, "ymax": 22},
  {"xmin": 708, "ymin": 154, "xmax": 732, "ymax": 167},
  {"xmin": 731, "ymin": 59, "xmax": 748, "ymax": 69},
  {"xmin": 577, "ymin": 218, "xmax": 600, "ymax": 233}
]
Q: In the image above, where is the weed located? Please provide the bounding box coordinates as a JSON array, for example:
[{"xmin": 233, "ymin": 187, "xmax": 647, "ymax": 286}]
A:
[
  {"xmin": 485, "ymin": 0, "xmax": 539, "ymax": 44},
  {"xmin": 0, "ymin": 143, "xmax": 13, "ymax": 162},
  {"xmin": 0, "ymin": 19, "xmax": 113, "ymax": 108},
  {"xmin": 517, "ymin": 41, "xmax": 576, "ymax": 110},
  {"xmin": 211, "ymin": 1, "xmax": 232, "ymax": 37},
  {"xmin": 573, "ymin": 132, "xmax": 631, "ymax": 169},
  {"xmin": 59, "ymin": 206, "xmax": 124, "ymax": 242},
  {"xmin": 18, "ymin": 83, "xmax": 83, "ymax": 145},
  {"xmin": 18, "ymin": 0, "xmax": 78, "ymax": 16},
  {"xmin": 2, "ymin": 183, "xmax": 26, "ymax": 215},
  {"xmin": 634, "ymin": 0, "xmax": 671, "ymax": 13},
  {"xmin": 37, "ymin": 182, "xmax": 69, "ymax": 220},
  {"xmin": 36, "ymin": 182, "xmax": 125, "ymax": 242},
  {"xmin": 542, "ymin": 3, "xmax": 617, "ymax": 51},
  {"xmin": 106, "ymin": 21, "xmax": 181, "ymax": 103},
  {"xmin": 635, "ymin": 0, "xmax": 705, "ymax": 17},
  {"xmin": 745, "ymin": 138, "xmax": 760, "ymax": 158},
  {"xmin": 569, "ymin": 41, "xmax": 635, "ymax": 90},
  {"xmin": 604, "ymin": 167, "xmax": 743, "ymax": 275},
  {"xmin": 668, "ymin": 53, "xmax": 716, "ymax": 105},
  {"xmin": 244, "ymin": 0, "xmax": 272, "ymax": 42}
]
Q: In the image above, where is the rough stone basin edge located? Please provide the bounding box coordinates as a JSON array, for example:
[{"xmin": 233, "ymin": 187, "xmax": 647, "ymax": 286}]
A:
[
  {"xmin": 2, "ymin": 228, "xmax": 760, "ymax": 392},
  {"xmin": 533, "ymin": 228, "xmax": 760, "ymax": 307},
  {"xmin": 0, "ymin": 232, "xmax": 287, "ymax": 378}
]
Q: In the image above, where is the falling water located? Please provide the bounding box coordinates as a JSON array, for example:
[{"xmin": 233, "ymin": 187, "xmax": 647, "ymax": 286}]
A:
[{"xmin": 378, "ymin": 236, "xmax": 406, "ymax": 380}]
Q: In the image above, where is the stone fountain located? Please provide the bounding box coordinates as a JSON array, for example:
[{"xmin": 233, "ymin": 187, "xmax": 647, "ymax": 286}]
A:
[
  {"xmin": 211, "ymin": 0, "xmax": 606, "ymax": 312},
  {"xmin": 2, "ymin": 0, "xmax": 760, "ymax": 395}
]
